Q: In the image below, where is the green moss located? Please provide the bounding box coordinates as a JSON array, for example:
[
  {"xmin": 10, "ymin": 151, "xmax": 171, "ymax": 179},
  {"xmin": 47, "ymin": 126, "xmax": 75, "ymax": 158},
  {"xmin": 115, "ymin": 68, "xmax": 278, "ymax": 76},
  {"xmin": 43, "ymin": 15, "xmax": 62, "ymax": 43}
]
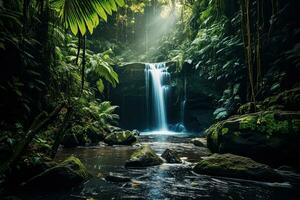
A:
[
  {"xmin": 221, "ymin": 128, "xmax": 229, "ymax": 135},
  {"xmin": 256, "ymin": 112, "xmax": 289, "ymax": 135},
  {"xmin": 126, "ymin": 144, "xmax": 163, "ymax": 167},
  {"xmin": 206, "ymin": 122, "xmax": 222, "ymax": 141},
  {"xmin": 239, "ymin": 115, "xmax": 257, "ymax": 130},
  {"xmin": 130, "ymin": 145, "xmax": 158, "ymax": 160},
  {"xmin": 193, "ymin": 154, "xmax": 282, "ymax": 182},
  {"xmin": 60, "ymin": 156, "xmax": 90, "ymax": 180},
  {"xmin": 104, "ymin": 130, "xmax": 137, "ymax": 145}
]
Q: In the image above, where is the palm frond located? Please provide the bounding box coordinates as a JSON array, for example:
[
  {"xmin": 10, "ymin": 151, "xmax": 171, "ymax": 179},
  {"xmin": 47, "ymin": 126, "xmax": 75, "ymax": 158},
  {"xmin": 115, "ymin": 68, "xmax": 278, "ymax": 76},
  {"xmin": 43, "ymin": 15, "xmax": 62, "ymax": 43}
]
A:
[{"xmin": 50, "ymin": 0, "xmax": 125, "ymax": 35}]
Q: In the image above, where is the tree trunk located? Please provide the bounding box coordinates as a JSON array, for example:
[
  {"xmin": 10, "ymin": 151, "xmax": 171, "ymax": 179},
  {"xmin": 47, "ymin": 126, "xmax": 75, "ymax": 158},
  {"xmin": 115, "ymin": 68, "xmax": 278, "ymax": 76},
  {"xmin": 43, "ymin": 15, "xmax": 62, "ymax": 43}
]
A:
[
  {"xmin": 75, "ymin": 33, "xmax": 82, "ymax": 65},
  {"xmin": 50, "ymin": 106, "xmax": 73, "ymax": 158}
]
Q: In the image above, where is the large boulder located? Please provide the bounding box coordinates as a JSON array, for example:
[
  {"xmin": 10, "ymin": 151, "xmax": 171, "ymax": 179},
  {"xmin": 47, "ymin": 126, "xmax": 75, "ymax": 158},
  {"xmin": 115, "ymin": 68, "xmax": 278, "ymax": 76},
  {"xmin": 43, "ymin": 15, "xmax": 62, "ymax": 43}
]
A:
[
  {"xmin": 161, "ymin": 149, "xmax": 182, "ymax": 163},
  {"xmin": 104, "ymin": 130, "xmax": 137, "ymax": 146},
  {"xmin": 206, "ymin": 111, "xmax": 300, "ymax": 168},
  {"xmin": 193, "ymin": 154, "xmax": 282, "ymax": 182},
  {"xmin": 125, "ymin": 145, "xmax": 163, "ymax": 167},
  {"xmin": 23, "ymin": 156, "xmax": 90, "ymax": 190}
]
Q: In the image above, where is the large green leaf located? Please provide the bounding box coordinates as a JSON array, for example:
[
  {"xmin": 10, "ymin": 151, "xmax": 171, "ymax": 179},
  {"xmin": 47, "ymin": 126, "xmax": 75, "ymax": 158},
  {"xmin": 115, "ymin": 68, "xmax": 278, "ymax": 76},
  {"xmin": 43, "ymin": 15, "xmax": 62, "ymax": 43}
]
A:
[
  {"xmin": 86, "ymin": 53, "xmax": 119, "ymax": 88},
  {"xmin": 50, "ymin": 0, "xmax": 125, "ymax": 35}
]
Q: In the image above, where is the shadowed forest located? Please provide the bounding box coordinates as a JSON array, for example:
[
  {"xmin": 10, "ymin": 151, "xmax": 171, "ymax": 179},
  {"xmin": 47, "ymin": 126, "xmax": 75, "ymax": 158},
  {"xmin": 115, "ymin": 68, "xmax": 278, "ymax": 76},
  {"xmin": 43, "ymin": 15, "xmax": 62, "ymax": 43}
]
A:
[{"xmin": 0, "ymin": 0, "xmax": 300, "ymax": 199}]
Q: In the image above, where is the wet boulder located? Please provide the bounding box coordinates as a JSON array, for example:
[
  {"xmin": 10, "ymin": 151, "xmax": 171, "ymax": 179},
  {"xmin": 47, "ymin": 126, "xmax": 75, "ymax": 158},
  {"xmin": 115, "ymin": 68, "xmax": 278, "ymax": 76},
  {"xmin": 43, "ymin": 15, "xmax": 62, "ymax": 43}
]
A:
[
  {"xmin": 23, "ymin": 156, "xmax": 90, "ymax": 190},
  {"xmin": 193, "ymin": 153, "xmax": 282, "ymax": 182},
  {"xmin": 161, "ymin": 149, "xmax": 182, "ymax": 163},
  {"xmin": 104, "ymin": 130, "xmax": 137, "ymax": 146},
  {"xmin": 125, "ymin": 145, "xmax": 163, "ymax": 167},
  {"xmin": 191, "ymin": 138, "xmax": 207, "ymax": 147},
  {"xmin": 206, "ymin": 111, "xmax": 300, "ymax": 168}
]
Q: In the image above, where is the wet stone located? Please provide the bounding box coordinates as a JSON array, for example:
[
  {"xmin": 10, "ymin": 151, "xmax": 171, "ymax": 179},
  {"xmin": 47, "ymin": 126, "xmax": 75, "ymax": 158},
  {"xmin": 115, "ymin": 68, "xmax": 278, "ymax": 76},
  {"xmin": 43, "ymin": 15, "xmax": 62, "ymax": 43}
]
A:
[{"xmin": 161, "ymin": 149, "xmax": 182, "ymax": 163}]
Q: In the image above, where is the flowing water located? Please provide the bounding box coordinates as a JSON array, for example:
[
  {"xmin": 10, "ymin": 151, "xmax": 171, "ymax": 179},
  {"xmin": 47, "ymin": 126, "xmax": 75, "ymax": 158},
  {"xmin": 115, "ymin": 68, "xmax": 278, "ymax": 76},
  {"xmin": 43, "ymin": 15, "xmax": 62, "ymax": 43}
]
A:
[
  {"xmin": 145, "ymin": 63, "xmax": 170, "ymax": 131},
  {"xmin": 17, "ymin": 132, "xmax": 300, "ymax": 200}
]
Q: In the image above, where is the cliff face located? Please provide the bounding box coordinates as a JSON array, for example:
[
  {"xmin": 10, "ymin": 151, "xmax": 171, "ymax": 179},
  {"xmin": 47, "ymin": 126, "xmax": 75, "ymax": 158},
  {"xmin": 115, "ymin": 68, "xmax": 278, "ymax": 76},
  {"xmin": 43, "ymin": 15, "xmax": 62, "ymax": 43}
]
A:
[{"xmin": 110, "ymin": 61, "xmax": 218, "ymax": 132}]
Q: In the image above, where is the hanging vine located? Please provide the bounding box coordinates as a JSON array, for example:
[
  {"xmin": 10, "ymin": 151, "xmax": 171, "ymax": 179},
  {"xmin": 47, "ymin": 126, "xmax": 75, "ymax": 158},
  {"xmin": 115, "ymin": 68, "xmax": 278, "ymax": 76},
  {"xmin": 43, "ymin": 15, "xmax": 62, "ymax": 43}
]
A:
[
  {"xmin": 241, "ymin": 0, "xmax": 256, "ymax": 105},
  {"xmin": 256, "ymin": 0, "xmax": 262, "ymax": 94}
]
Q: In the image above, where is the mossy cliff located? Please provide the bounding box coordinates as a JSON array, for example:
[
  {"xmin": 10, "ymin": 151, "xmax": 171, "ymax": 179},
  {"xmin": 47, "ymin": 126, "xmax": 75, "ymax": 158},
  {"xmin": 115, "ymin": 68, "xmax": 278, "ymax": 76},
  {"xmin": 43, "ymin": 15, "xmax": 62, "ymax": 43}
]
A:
[
  {"xmin": 206, "ymin": 88, "xmax": 300, "ymax": 169},
  {"xmin": 206, "ymin": 110, "xmax": 300, "ymax": 168}
]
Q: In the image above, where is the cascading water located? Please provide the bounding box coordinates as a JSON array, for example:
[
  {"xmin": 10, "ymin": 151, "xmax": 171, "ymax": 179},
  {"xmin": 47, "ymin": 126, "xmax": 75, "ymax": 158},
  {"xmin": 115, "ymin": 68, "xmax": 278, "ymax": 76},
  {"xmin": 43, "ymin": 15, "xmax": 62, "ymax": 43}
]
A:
[{"xmin": 145, "ymin": 63, "xmax": 170, "ymax": 131}]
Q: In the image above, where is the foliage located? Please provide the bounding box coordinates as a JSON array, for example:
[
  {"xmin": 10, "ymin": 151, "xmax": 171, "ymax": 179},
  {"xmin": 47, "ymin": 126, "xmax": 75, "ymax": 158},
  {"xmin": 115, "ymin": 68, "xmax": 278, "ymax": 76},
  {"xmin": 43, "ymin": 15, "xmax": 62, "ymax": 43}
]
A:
[
  {"xmin": 78, "ymin": 99, "xmax": 119, "ymax": 127},
  {"xmin": 86, "ymin": 49, "xmax": 119, "ymax": 92},
  {"xmin": 0, "ymin": 0, "xmax": 124, "ymax": 170},
  {"xmin": 51, "ymin": 0, "xmax": 125, "ymax": 35},
  {"xmin": 53, "ymin": 34, "xmax": 119, "ymax": 95}
]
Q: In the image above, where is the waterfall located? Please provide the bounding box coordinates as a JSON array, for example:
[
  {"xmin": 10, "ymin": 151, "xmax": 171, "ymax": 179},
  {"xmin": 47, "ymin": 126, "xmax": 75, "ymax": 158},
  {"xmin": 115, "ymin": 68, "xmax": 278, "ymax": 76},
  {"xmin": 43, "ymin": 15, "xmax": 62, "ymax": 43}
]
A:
[{"xmin": 145, "ymin": 63, "xmax": 170, "ymax": 131}]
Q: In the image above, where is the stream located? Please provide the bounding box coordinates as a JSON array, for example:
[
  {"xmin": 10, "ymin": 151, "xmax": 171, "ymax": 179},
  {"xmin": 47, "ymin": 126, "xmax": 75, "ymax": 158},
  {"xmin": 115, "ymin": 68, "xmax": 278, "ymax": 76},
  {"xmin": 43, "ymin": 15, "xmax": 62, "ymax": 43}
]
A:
[{"xmin": 16, "ymin": 131, "xmax": 299, "ymax": 200}]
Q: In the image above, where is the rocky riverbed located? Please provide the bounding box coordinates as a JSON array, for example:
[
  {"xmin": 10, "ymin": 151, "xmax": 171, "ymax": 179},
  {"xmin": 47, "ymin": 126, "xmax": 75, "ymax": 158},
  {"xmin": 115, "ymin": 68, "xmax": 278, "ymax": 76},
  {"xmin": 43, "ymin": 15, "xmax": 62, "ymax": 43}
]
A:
[{"xmin": 6, "ymin": 132, "xmax": 299, "ymax": 200}]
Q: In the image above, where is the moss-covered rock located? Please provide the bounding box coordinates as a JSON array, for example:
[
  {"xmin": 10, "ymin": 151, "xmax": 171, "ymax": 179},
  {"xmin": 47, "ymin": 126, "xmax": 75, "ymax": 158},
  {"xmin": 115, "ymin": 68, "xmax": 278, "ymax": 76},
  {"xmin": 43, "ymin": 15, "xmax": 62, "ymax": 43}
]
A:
[
  {"xmin": 104, "ymin": 130, "xmax": 137, "ymax": 146},
  {"xmin": 23, "ymin": 156, "xmax": 90, "ymax": 190},
  {"xmin": 161, "ymin": 149, "xmax": 182, "ymax": 163},
  {"xmin": 206, "ymin": 111, "xmax": 300, "ymax": 168},
  {"xmin": 125, "ymin": 145, "xmax": 163, "ymax": 167},
  {"xmin": 193, "ymin": 154, "xmax": 282, "ymax": 182}
]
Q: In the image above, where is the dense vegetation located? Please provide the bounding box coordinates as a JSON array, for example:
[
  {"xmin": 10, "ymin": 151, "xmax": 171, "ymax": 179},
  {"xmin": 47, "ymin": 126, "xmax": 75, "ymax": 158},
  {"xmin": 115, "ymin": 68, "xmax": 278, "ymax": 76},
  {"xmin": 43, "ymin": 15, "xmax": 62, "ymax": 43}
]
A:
[{"xmin": 0, "ymin": 0, "xmax": 299, "ymax": 199}]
